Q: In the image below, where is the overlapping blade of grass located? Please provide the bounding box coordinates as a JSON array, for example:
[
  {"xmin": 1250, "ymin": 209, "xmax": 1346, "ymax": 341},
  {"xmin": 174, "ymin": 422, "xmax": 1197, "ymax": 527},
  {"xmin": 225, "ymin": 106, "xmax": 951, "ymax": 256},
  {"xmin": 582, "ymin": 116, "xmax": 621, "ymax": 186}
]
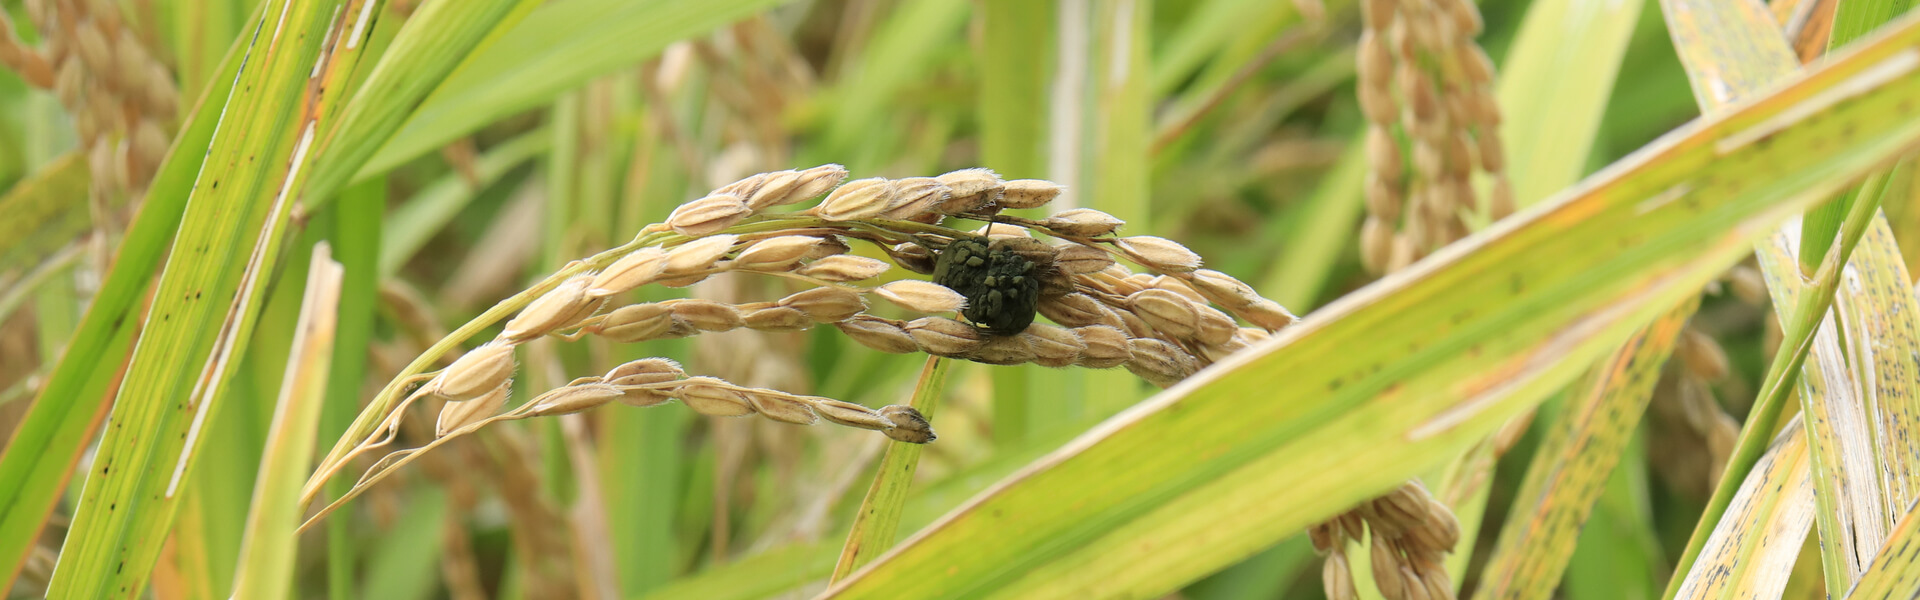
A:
[
  {"xmin": 45, "ymin": 3, "xmax": 342, "ymax": 596},
  {"xmin": 1470, "ymin": 299, "xmax": 1696, "ymax": 600},
  {"xmin": 832, "ymin": 357, "xmax": 951, "ymax": 581},
  {"xmin": 1751, "ymin": 216, "xmax": 1920, "ymax": 591},
  {"xmin": 819, "ymin": 14, "xmax": 1920, "ymax": 597},
  {"xmin": 1672, "ymin": 419, "xmax": 1816, "ymax": 599},
  {"xmin": 359, "ymin": 0, "xmax": 785, "ymax": 178},
  {"xmin": 229, "ymin": 244, "xmax": 342, "ymax": 597},
  {"xmin": 45, "ymin": 0, "xmax": 538, "ymax": 594},
  {"xmin": 1660, "ymin": 0, "xmax": 1920, "ymax": 593},
  {"xmin": 0, "ymin": 30, "xmax": 235, "ymax": 582}
]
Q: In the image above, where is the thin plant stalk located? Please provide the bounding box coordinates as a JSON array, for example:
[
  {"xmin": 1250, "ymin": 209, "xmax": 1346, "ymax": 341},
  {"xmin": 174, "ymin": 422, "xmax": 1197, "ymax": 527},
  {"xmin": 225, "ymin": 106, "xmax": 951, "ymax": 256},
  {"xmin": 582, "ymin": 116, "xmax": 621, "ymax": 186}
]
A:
[{"xmin": 831, "ymin": 355, "xmax": 951, "ymax": 582}]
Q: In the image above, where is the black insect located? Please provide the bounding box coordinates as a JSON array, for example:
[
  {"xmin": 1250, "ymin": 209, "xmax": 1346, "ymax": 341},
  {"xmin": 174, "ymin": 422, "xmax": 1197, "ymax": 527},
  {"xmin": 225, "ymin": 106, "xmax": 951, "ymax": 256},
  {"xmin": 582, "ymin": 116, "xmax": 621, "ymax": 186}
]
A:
[{"xmin": 932, "ymin": 236, "xmax": 1043, "ymax": 336}]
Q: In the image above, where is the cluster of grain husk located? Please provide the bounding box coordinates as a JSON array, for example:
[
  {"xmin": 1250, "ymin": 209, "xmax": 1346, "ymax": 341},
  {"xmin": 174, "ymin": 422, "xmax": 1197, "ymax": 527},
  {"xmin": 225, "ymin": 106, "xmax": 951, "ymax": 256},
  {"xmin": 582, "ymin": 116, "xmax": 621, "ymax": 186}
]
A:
[
  {"xmin": 1356, "ymin": 0, "xmax": 1509, "ymax": 275},
  {"xmin": 11, "ymin": 0, "xmax": 176, "ymax": 202},
  {"xmin": 310, "ymin": 163, "xmax": 1300, "ymax": 529},
  {"xmin": 1329, "ymin": 0, "xmax": 1512, "ymax": 594}
]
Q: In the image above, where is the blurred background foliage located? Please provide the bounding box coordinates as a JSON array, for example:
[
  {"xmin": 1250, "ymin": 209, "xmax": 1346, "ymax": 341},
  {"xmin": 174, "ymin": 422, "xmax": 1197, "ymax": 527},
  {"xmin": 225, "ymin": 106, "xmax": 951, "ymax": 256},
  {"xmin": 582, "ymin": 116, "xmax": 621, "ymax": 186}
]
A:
[{"xmin": 0, "ymin": 0, "xmax": 1906, "ymax": 598}]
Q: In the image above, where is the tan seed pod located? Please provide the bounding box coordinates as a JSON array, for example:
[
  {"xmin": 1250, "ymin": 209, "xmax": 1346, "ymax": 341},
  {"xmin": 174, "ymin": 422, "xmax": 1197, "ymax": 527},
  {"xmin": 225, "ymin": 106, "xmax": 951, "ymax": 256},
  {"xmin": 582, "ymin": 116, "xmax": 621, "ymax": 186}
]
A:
[
  {"xmin": 935, "ymin": 168, "xmax": 1003, "ymax": 214},
  {"xmin": 813, "ymin": 398, "xmax": 892, "ymax": 430},
  {"xmin": 436, "ymin": 382, "xmax": 511, "ymax": 437},
  {"xmin": 881, "ymin": 177, "xmax": 951, "ymax": 220},
  {"xmin": 1367, "ymin": 124, "xmax": 1402, "ymax": 181},
  {"xmin": 891, "ymin": 242, "xmax": 938, "ymax": 274},
  {"xmin": 907, "ymin": 317, "xmax": 986, "ymax": 357},
  {"xmin": 1194, "ymin": 305, "xmax": 1239, "ymax": 347},
  {"xmin": 741, "ymin": 170, "xmax": 802, "ymax": 210},
  {"xmin": 667, "ymin": 193, "xmax": 751, "ymax": 237},
  {"xmin": 664, "ymin": 234, "xmax": 739, "ymax": 275},
  {"xmin": 1039, "ymin": 293, "xmax": 1119, "ymax": 328},
  {"xmin": 1150, "ymin": 275, "xmax": 1208, "ymax": 303},
  {"xmin": 969, "ymin": 335, "xmax": 1037, "ymax": 366},
  {"xmin": 1074, "ymin": 325, "xmax": 1132, "ymax": 368},
  {"xmin": 1487, "ymin": 177, "xmax": 1516, "ymax": 220},
  {"xmin": 835, "ymin": 317, "xmax": 919, "ymax": 354},
  {"xmin": 1129, "ymin": 289, "xmax": 1202, "ymax": 338},
  {"xmin": 1243, "ymin": 298, "xmax": 1298, "ymax": 331},
  {"xmin": 1237, "ymin": 327, "xmax": 1272, "ymax": 344},
  {"xmin": 1728, "ymin": 265, "xmax": 1767, "ymax": 305},
  {"xmin": 1458, "ymin": 44, "xmax": 1495, "ymax": 85},
  {"xmin": 1187, "ymin": 269, "xmax": 1261, "ymax": 308},
  {"xmin": 431, "ymin": 343, "xmax": 517, "ymax": 401},
  {"xmin": 879, "ymin": 405, "xmax": 936, "ymax": 443},
  {"xmin": 876, "ymin": 280, "xmax": 967, "ymax": 313},
  {"xmin": 1125, "ymin": 338, "xmax": 1201, "ymax": 387},
  {"xmin": 1309, "ymin": 523, "xmax": 1337, "ymax": 554},
  {"xmin": 976, "ymin": 223, "xmax": 1033, "ymax": 239},
  {"xmin": 671, "ymin": 299, "xmax": 744, "ymax": 331},
  {"xmin": 1361, "ymin": 216, "xmax": 1395, "ymax": 274},
  {"xmin": 1358, "ymin": 30, "xmax": 1392, "ymax": 87},
  {"xmin": 744, "ymin": 390, "xmax": 819, "ymax": 425},
  {"xmin": 590, "ymin": 247, "xmax": 668, "ymax": 297},
  {"xmin": 1679, "ymin": 327, "xmax": 1730, "ymax": 381},
  {"xmin": 732, "ymin": 235, "xmax": 822, "ymax": 271},
  {"xmin": 998, "ymin": 179, "xmax": 1065, "ymax": 209},
  {"xmin": 1369, "ymin": 533, "xmax": 1406, "ymax": 599},
  {"xmin": 1116, "ymin": 236, "xmax": 1203, "ymax": 272},
  {"xmin": 1040, "ymin": 208, "xmax": 1126, "ymax": 237},
  {"xmin": 591, "ymin": 303, "xmax": 674, "ymax": 342},
  {"xmin": 674, "ymin": 377, "xmax": 755, "ymax": 417},
  {"xmin": 742, "ymin": 306, "xmax": 814, "ymax": 331},
  {"xmin": 618, "ymin": 386, "xmax": 674, "ymax": 408},
  {"xmin": 783, "ymin": 164, "xmax": 851, "ymax": 206},
  {"xmin": 807, "ymin": 235, "xmax": 853, "ymax": 260},
  {"xmin": 779, "ymin": 286, "xmax": 867, "ymax": 322},
  {"xmin": 503, "ymin": 275, "xmax": 594, "ymax": 340},
  {"xmin": 797, "ymin": 255, "xmax": 892, "ymax": 282},
  {"xmin": 605, "ymin": 357, "xmax": 686, "ymax": 385},
  {"xmin": 1324, "ymin": 550, "xmax": 1359, "ymax": 600},
  {"xmin": 1021, "ymin": 323, "xmax": 1086, "ymax": 368},
  {"xmin": 813, "ymin": 177, "xmax": 895, "ymax": 221},
  {"xmin": 1476, "ymin": 129, "xmax": 1505, "ymax": 173},
  {"xmin": 529, "ymin": 384, "xmax": 624, "ymax": 417},
  {"xmin": 715, "ymin": 171, "xmax": 770, "ymax": 199},
  {"xmin": 1120, "ymin": 273, "xmax": 1157, "ymax": 295}
]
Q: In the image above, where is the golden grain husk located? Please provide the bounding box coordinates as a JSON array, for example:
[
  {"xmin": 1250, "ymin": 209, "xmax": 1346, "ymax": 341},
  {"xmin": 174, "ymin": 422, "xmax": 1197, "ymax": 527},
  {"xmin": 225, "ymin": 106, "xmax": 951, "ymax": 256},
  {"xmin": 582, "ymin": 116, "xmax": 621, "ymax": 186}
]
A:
[
  {"xmin": 436, "ymin": 382, "xmax": 511, "ymax": 437},
  {"xmin": 742, "ymin": 306, "xmax": 813, "ymax": 331},
  {"xmin": 671, "ymin": 299, "xmax": 745, "ymax": 331},
  {"xmin": 502, "ymin": 275, "xmax": 595, "ymax": 340},
  {"xmin": 590, "ymin": 303, "xmax": 675, "ymax": 342},
  {"xmin": 814, "ymin": 177, "xmax": 895, "ymax": 221},
  {"xmin": 906, "ymin": 317, "xmax": 985, "ymax": 357},
  {"xmin": 1116, "ymin": 236, "xmax": 1203, "ymax": 272},
  {"xmin": 732, "ymin": 235, "xmax": 822, "ymax": 271},
  {"xmin": 779, "ymin": 286, "xmax": 867, "ymax": 322},
  {"xmin": 590, "ymin": 247, "xmax": 668, "ymax": 297},
  {"xmin": 835, "ymin": 317, "xmax": 920, "ymax": 354},
  {"xmin": 934, "ymin": 168, "xmax": 1003, "ymax": 214},
  {"xmin": 797, "ymin": 255, "xmax": 892, "ymax": 281},
  {"xmin": 674, "ymin": 377, "xmax": 756, "ymax": 417},
  {"xmin": 1072, "ymin": 325, "xmax": 1132, "ymax": 368},
  {"xmin": 663, "ymin": 234, "xmax": 739, "ymax": 275},
  {"xmin": 997, "ymin": 179, "xmax": 1065, "ymax": 209},
  {"xmin": 878, "ymin": 405, "xmax": 936, "ymax": 443},
  {"xmin": 813, "ymin": 398, "xmax": 893, "ymax": 430},
  {"xmin": 1041, "ymin": 208, "xmax": 1126, "ymax": 237},
  {"xmin": 528, "ymin": 384, "xmax": 624, "ymax": 417},
  {"xmin": 431, "ymin": 343, "xmax": 517, "ymax": 400},
  {"xmin": 745, "ymin": 391, "xmax": 819, "ymax": 425},
  {"xmin": 667, "ymin": 193, "xmax": 751, "ymax": 237},
  {"xmin": 876, "ymin": 280, "xmax": 968, "ymax": 313}
]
